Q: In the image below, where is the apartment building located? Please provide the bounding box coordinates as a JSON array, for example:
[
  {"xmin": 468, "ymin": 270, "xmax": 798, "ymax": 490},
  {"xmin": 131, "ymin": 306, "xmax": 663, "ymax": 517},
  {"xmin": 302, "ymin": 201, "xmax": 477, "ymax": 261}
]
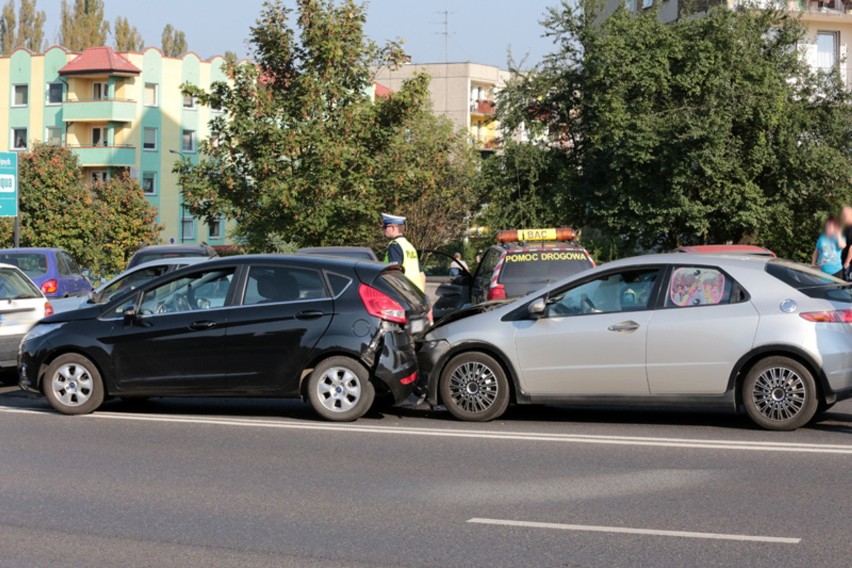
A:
[
  {"xmin": 0, "ymin": 45, "xmax": 229, "ymax": 245},
  {"xmin": 373, "ymin": 62, "xmax": 511, "ymax": 151}
]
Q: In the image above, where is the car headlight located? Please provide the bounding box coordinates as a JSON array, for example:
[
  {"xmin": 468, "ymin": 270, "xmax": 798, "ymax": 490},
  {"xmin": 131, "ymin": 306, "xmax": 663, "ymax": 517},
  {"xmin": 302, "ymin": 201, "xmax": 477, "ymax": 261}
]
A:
[{"xmin": 24, "ymin": 323, "xmax": 65, "ymax": 343}]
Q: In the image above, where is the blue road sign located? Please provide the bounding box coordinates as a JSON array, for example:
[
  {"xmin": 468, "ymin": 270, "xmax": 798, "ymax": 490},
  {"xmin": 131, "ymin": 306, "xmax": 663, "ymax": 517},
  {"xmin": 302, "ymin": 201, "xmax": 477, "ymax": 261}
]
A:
[{"xmin": 0, "ymin": 152, "xmax": 17, "ymax": 218}]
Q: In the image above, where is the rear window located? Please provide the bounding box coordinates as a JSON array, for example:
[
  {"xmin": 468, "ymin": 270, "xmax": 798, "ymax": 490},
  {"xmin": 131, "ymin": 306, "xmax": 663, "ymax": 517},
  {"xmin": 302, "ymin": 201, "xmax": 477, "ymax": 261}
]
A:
[
  {"xmin": 0, "ymin": 267, "xmax": 41, "ymax": 299},
  {"xmin": 0, "ymin": 253, "xmax": 49, "ymax": 278},
  {"xmin": 379, "ymin": 269, "xmax": 427, "ymax": 308},
  {"xmin": 500, "ymin": 250, "xmax": 593, "ymax": 284},
  {"xmin": 135, "ymin": 252, "xmax": 207, "ymax": 264},
  {"xmin": 766, "ymin": 260, "xmax": 852, "ymax": 302}
]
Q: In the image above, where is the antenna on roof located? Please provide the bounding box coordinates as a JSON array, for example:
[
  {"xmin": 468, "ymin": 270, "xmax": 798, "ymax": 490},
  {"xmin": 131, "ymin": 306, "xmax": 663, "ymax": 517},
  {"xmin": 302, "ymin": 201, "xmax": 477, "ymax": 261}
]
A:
[{"xmin": 432, "ymin": 9, "xmax": 454, "ymax": 63}]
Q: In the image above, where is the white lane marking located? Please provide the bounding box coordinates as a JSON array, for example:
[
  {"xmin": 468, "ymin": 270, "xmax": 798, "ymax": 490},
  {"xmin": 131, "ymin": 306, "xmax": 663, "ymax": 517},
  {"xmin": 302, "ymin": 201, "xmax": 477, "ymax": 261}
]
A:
[
  {"xmin": 467, "ymin": 518, "xmax": 801, "ymax": 544},
  {"xmin": 2, "ymin": 405, "xmax": 852, "ymax": 455}
]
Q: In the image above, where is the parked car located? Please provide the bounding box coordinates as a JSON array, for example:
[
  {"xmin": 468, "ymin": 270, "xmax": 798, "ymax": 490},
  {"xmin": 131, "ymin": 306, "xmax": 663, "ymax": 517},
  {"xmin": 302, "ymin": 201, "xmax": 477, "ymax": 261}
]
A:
[
  {"xmin": 0, "ymin": 263, "xmax": 52, "ymax": 369},
  {"xmin": 20, "ymin": 255, "xmax": 430, "ymax": 421},
  {"xmin": 297, "ymin": 246, "xmax": 379, "ymax": 261},
  {"xmin": 0, "ymin": 248, "xmax": 92, "ymax": 298},
  {"xmin": 673, "ymin": 244, "xmax": 776, "ymax": 257},
  {"xmin": 127, "ymin": 244, "xmax": 218, "ymax": 269},
  {"xmin": 418, "ymin": 253, "xmax": 852, "ymax": 430},
  {"xmin": 51, "ymin": 257, "xmax": 211, "ymax": 314}
]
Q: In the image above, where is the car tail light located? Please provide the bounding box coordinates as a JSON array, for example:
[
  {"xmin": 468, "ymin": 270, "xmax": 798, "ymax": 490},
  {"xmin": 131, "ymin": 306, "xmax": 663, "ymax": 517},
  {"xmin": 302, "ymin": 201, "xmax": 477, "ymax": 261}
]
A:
[
  {"xmin": 487, "ymin": 284, "xmax": 507, "ymax": 301},
  {"xmin": 400, "ymin": 372, "xmax": 417, "ymax": 385},
  {"xmin": 44, "ymin": 302, "xmax": 54, "ymax": 317},
  {"xmin": 800, "ymin": 310, "xmax": 852, "ymax": 323},
  {"xmin": 41, "ymin": 279, "xmax": 57, "ymax": 295},
  {"xmin": 359, "ymin": 284, "xmax": 407, "ymax": 324}
]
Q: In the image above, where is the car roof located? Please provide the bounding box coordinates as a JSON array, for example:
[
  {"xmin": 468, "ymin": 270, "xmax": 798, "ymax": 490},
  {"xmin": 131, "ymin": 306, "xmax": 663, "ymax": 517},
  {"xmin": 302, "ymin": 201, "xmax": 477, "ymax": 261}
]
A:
[
  {"xmin": 607, "ymin": 252, "xmax": 774, "ymax": 270},
  {"xmin": 674, "ymin": 244, "xmax": 775, "ymax": 256},
  {"xmin": 496, "ymin": 242, "xmax": 588, "ymax": 252},
  {"xmin": 134, "ymin": 245, "xmax": 212, "ymax": 253},
  {"xmin": 0, "ymin": 247, "xmax": 60, "ymax": 254}
]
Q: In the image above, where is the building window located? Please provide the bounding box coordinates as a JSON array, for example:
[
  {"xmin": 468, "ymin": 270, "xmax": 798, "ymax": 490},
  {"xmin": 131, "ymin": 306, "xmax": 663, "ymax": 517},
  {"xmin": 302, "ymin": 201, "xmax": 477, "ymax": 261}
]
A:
[
  {"xmin": 12, "ymin": 84, "xmax": 28, "ymax": 106},
  {"xmin": 181, "ymin": 129, "xmax": 196, "ymax": 153},
  {"xmin": 90, "ymin": 170, "xmax": 108, "ymax": 185},
  {"xmin": 91, "ymin": 127, "xmax": 108, "ymax": 147},
  {"xmin": 183, "ymin": 94, "xmax": 197, "ymax": 109},
  {"xmin": 92, "ymin": 82, "xmax": 108, "ymax": 100},
  {"xmin": 45, "ymin": 126, "xmax": 63, "ymax": 146},
  {"xmin": 143, "ymin": 127, "xmax": 157, "ymax": 151},
  {"xmin": 11, "ymin": 128, "xmax": 27, "ymax": 150},
  {"xmin": 208, "ymin": 217, "xmax": 224, "ymax": 239},
  {"xmin": 816, "ymin": 31, "xmax": 839, "ymax": 71},
  {"xmin": 46, "ymin": 82, "xmax": 63, "ymax": 105},
  {"xmin": 141, "ymin": 172, "xmax": 156, "ymax": 195},
  {"xmin": 181, "ymin": 209, "xmax": 196, "ymax": 241},
  {"xmin": 642, "ymin": 0, "xmax": 653, "ymax": 7},
  {"xmin": 144, "ymin": 83, "xmax": 158, "ymax": 107}
]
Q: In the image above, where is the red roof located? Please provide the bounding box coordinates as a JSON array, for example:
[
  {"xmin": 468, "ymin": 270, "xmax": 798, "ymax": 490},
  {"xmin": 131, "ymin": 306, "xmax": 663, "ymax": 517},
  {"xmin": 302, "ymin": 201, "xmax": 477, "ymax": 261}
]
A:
[
  {"xmin": 59, "ymin": 46, "xmax": 141, "ymax": 76},
  {"xmin": 674, "ymin": 244, "xmax": 776, "ymax": 257},
  {"xmin": 374, "ymin": 83, "xmax": 393, "ymax": 98}
]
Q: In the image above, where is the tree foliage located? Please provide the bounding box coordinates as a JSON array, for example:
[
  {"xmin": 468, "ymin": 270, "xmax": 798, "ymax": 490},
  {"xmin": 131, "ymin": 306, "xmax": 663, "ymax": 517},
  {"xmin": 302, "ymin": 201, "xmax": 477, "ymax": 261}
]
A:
[
  {"xmin": 496, "ymin": 1, "xmax": 852, "ymax": 260},
  {"xmin": 113, "ymin": 16, "xmax": 143, "ymax": 52},
  {"xmin": 161, "ymin": 23, "xmax": 187, "ymax": 57},
  {"xmin": 175, "ymin": 0, "xmax": 479, "ymax": 253},
  {"xmin": 60, "ymin": 0, "xmax": 109, "ymax": 51},
  {"xmin": 0, "ymin": 0, "xmax": 45, "ymax": 54},
  {"xmin": 0, "ymin": 144, "xmax": 162, "ymax": 276}
]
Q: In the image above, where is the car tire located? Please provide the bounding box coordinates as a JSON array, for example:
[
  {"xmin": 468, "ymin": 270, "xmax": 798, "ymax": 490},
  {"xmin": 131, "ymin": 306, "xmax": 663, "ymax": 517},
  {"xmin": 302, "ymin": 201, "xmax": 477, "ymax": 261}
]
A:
[
  {"xmin": 742, "ymin": 356, "xmax": 818, "ymax": 431},
  {"xmin": 307, "ymin": 357, "xmax": 375, "ymax": 422},
  {"xmin": 43, "ymin": 353, "xmax": 105, "ymax": 415},
  {"xmin": 440, "ymin": 352, "xmax": 510, "ymax": 422}
]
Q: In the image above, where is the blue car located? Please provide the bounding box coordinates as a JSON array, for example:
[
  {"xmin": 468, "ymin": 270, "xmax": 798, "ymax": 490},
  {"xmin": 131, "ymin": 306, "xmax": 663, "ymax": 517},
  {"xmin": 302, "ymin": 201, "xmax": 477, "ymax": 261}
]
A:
[{"xmin": 0, "ymin": 248, "xmax": 92, "ymax": 298}]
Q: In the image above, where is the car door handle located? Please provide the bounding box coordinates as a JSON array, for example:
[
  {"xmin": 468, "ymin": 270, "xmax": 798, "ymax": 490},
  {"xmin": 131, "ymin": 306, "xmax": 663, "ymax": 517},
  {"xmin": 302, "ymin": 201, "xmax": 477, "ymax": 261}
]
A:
[
  {"xmin": 295, "ymin": 310, "xmax": 325, "ymax": 320},
  {"xmin": 608, "ymin": 321, "xmax": 640, "ymax": 333},
  {"xmin": 189, "ymin": 321, "xmax": 217, "ymax": 331}
]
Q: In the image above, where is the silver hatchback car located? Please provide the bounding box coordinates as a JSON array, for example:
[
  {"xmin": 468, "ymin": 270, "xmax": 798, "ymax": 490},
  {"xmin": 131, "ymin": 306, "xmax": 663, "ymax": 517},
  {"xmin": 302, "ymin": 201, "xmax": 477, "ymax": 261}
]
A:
[{"xmin": 418, "ymin": 253, "xmax": 852, "ymax": 430}]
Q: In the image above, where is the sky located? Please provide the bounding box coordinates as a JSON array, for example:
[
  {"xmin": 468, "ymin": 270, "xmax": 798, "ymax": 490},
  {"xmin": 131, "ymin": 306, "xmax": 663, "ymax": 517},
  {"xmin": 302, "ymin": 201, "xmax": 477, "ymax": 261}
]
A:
[{"xmin": 37, "ymin": 0, "xmax": 558, "ymax": 68}]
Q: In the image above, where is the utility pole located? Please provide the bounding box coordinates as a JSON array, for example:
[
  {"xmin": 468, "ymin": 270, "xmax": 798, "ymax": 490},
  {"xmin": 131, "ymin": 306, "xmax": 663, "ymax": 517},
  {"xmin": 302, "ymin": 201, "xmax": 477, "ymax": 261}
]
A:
[{"xmin": 436, "ymin": 9, "xmax": 450, "ymax": 64}]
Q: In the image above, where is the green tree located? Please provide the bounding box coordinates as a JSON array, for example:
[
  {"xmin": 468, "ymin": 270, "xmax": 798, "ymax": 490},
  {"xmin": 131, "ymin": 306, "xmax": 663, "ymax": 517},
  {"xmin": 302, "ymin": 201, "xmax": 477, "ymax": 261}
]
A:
[
  {"xmin": 161, "ymin": 23, "xmax": 187, "ymax": 57},
  {"xmin": 175, "ymin": 0, "xmax": 481, "ymax": 253},
  {"xmin": 16, "ymin": 0, "xmax": 45, "ymax": 51},
  {"xmin": 223, "ymin": 50, "xmax": 238, "ymax": 65},
  {"xmin": 0, "ymin": 144, "xmax": 161, "ymax": 276},
  {"xmin": 60, "ymin": 0, "xmax": 109, "ymax": 51},
  {"xmin": 113, "ymin": 16, "xmax": 143, "ymax": 52},
  {"xmin": 497, "ymin": 1, "xmax": 852, "ymax": 260},
  {"xmin": 0, "ymin": 0, "xmax": 15, "ymax": 54}
]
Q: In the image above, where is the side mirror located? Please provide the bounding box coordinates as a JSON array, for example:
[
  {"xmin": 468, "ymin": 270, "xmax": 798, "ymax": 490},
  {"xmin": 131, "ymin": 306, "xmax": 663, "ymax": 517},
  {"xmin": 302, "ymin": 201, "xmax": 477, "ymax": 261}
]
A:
[
  {"xmin": 528, "ymin": 298, "xmax": 547, "ymax": 319},
  {"xmin": 122, "ymin": 306, "xmax": 138, "ymax": 326}
]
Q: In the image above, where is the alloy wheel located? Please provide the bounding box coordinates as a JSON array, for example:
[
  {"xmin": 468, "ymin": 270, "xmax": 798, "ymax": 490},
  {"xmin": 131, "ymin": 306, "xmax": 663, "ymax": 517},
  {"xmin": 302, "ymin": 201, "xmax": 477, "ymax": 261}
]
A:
[
  {"xmin": 448, "ymin": 361, "xmax": 499, "ymax": 414},
  {"xmin": 751, "ymin": 366, "xmax": 806, "ymax": 422},
  {"xmin": 316, "ymin": 367, "xmax": 362, "ymax": 413},
  {"xmin": 50, "ymin": 363, "xmax": 94, "ymax": 407}
]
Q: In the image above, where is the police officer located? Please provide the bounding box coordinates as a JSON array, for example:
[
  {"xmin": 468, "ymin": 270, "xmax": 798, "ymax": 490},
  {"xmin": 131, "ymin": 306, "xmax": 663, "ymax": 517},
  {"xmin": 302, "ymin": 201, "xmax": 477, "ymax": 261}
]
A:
[{"xmin": 382, "ymin": 213, "xmax": 424, "ymax": 291}]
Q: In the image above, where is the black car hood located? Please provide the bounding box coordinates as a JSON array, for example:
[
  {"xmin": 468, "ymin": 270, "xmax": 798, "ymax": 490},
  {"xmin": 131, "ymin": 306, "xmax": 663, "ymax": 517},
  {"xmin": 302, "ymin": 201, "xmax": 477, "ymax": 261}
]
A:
[
  {"xmin": 42, "ymin": 304, "xmax": 102, "ymax": 323},
  {"xmin": 426, "ymin": 300, "xmax": 510, "ymax": 333}
]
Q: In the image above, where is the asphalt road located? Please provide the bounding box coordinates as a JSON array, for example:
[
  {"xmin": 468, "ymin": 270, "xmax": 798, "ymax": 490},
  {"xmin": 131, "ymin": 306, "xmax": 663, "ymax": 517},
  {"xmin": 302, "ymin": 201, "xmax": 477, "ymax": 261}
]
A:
[{"xmin": 1, "ymin": 385, "xmax": 852, "ymax": 567}]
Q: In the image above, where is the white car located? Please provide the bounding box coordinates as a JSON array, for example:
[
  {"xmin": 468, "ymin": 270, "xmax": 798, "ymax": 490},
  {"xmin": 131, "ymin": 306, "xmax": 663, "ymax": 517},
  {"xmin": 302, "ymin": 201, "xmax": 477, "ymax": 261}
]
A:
[
  {"xmin": 0, "ymin": 263, "xmax": 51, "ymax": 368},
  {"xmin": 51, "ymin": 257, "xmax": 210, "ymax": 314}
]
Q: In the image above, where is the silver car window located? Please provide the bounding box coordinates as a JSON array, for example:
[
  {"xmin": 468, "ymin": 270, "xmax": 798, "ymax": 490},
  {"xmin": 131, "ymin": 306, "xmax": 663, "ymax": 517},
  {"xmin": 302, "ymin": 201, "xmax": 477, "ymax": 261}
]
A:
[
  {"xmin": 546, "ymin": 268, "xmax": 660, "ymax": 317},
  {"xmin": 667, "ymin": 267, "xmax": 731, "ymax": 307}
]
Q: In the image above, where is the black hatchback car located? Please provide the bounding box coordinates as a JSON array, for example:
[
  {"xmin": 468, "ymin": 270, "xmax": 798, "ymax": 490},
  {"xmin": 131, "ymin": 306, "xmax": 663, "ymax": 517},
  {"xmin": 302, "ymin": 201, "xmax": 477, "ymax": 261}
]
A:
[{"xmin": 19, "ymin": 255, "xmax": 429, "ymax": 421}]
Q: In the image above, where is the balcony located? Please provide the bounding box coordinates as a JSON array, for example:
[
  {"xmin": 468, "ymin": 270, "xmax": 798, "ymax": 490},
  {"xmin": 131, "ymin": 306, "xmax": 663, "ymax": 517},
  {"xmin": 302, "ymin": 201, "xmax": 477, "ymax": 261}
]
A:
[
  {"xmin": 67, "ymin": 145, "xmax": 136, "ymax": 167},
  {"xmin": 470, "ymin": 99, "xmax": 496, "ymax": 117},
  {"xmin": 62, "ymin": 98, "xmax": 137, "ymax": 123},
  {"xmin": 793, "ymin": 0, "xmax": 852, "ymax": 13}
]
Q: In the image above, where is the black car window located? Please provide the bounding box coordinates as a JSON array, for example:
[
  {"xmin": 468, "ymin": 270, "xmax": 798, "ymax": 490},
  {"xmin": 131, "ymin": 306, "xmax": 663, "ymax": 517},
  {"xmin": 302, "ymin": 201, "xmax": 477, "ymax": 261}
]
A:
[
  {"xmin": 546, "ymin": 268, "xmax": 660, "ymax": 317},
  {"xmin": 140, "ymin": 268, "xmax": 235, "ymax": 315},
  {"xmin": 325, "ymin": 272, "xmax": 353, "ymax": 297},
  {"xmin": 664, "ymin": 266, "xmax": 744, "ymax": 308},
  {"xmin": 476, "ymin": 248, "xmax": 501, "ymax": 281},
  {"xmin": 242, "ymin": 266, "xmax": 328, "ymax": 305},
  {"xmin": 766, "ymin": 260, "xmax": 852, "ymax": 302},
  {"xmin": 56, "ymin": 253, "xmax": 72, "ymax": 277},
  {"xmin": 379, "ymin": 269, "xmax": 427, "ymax": 307},
  {"xmin": 499, "ymin": 250, "xmax": 593, "ymax": 284}
]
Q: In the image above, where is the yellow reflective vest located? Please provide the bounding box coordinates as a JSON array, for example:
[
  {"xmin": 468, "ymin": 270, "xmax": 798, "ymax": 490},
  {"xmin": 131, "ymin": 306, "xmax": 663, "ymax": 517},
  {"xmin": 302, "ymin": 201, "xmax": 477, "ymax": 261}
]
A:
[{"xmin": 384, "ymin": 236, "xmax": 423, "ymax": 291}]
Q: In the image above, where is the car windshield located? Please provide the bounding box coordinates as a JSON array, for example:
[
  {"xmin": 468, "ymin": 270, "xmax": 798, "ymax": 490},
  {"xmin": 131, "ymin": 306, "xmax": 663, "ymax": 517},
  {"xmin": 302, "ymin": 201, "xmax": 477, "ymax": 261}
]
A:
[
  {"xmin": 0, "ymin": 268, "xmax": 41, "ymax": 300},
  {"xmin": 765, "ymin": 260, "xmax": 852, "ymax": 302},
  {"xmin": 500, "ymin": 250, "xmax": 593, "ymax": 284},
  {"xmin": 100, "ymin": 265, "xmax": 172, "ymax": 303},
  {"xmin": 0, "ymin": 253, "xmax": 48, "ymax": 278}
]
